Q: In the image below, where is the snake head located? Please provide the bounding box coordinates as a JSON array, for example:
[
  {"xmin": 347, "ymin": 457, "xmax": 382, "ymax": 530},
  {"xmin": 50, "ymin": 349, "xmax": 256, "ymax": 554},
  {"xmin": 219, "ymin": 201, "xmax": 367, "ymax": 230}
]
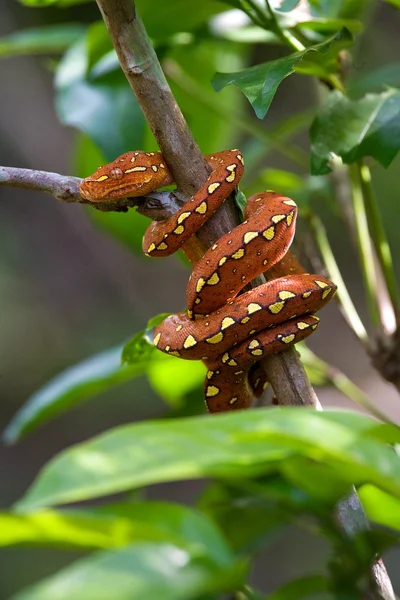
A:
[{"xmin": 79, "ymin": 151, "xmax": 173, "ymax": 202}]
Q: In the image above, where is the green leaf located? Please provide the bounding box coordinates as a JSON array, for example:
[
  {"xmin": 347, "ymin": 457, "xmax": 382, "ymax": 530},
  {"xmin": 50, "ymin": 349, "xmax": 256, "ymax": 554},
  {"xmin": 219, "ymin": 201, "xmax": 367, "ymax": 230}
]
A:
[
  {"xmin": 359, "ymin": 484, "xmax": 400, "ymax": 533},
  {"xmin": 0, "ymin": 501, "xmax": 232, "ymax": 555},
  {"xmin": 268, "ymin": 574, "xmax": 329, "ymax": 600},
  {"xmin": 3, "ymin": 345, "xmax": 145, "ymax": 445},
  {"xmin": 147, "ymin": 357, "xmax": 206, "ymax": 406},
  {"xmin": 310, "ymin": 88, "xmax": 400, "ymax": 174},
  {"xmin": 0, "ymin": 24, "xmax": 85, "ymax": 57},
  {"xmin": 212, "ymin": 30, "xmax": 352, "ymax": 119},
  {"xmin": 55, "ymin": 23, "xmax": 147, "ymax": 161},
  {"xmin": 15, "ymin": 409, "xmax": 400, "ymax": 511},
  {"xmin": 9, "ymin": 542, "xmax": 243, "ymax": 600}
]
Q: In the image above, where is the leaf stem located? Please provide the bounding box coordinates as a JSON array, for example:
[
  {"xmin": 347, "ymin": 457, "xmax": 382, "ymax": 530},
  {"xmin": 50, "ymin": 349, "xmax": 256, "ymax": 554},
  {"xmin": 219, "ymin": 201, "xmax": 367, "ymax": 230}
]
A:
[
  {"xmin": 359, "ymin": 162, "xmax": 399, "ymax": 313},
  {"xmin": 348, "ymin": 164, "xmax": 381, "ymax": 329},
  {"xmin": 309, "ymin": 213, "xmax": 369, "ymax": 345}
]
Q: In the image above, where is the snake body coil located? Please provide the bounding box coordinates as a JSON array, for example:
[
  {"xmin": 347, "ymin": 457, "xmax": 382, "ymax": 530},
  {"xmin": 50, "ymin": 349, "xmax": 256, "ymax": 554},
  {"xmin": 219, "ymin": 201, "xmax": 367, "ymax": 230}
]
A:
[{"xmin": 81, "ymin": 149, "xmax": 336, "ymax": 411}]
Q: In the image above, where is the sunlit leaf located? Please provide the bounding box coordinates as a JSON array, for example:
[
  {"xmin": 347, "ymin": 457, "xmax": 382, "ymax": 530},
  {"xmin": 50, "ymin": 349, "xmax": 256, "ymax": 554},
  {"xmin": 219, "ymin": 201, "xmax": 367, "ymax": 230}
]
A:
[
  {"xmin": 310, "ymin": 88, "xmax": 400, "ymax": 174},
  {"xmin": 15, "ymin": 409, "xmax": 400, "ymax": 511},
  {"xmin": 0, "ymin": 501, "xmax": 232, "ymax": 555},
  {"xmin": 359, "ymin": 484, "xmax": 400, "ymax": 533}
]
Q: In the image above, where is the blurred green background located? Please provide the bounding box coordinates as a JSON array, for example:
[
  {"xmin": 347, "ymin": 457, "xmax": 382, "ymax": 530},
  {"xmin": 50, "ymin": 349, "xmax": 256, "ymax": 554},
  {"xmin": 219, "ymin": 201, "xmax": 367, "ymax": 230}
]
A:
[{"xmin": 1, "ymin": 1, "xmax": 400, "ymax": 597}]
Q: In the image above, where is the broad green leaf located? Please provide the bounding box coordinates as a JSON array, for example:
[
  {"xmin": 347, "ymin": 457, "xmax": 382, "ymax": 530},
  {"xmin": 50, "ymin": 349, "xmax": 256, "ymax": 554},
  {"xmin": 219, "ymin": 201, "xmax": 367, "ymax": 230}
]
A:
[
  {"xmin": 15, "ymin": 409, "xmax": 400, "ymax": 511},
  {"xmin": 268, "ymin": 575, "xmax": 329, "ymax": 600},
  {"xmin": 359, "ymin": 484, "xmax": 400, "ymax": 532},
  {"xmin": 0, "ymin": 24, "xmax": 85, "ymax": 57},
  {"xmin": 55, "ymin": 23, "xmax": 147, "ymax": 161},
  {"xmin": 310, "ymin": 88, "xmax": 400, "ymax": 174},
  {"xmin": 9, "ymin": 542, "xmax": 243, "ymax": 600},
  {"xmin": 212, "ymin": 30, "xmax": 352, "ymax": 119},
  {"xmin": 383, "ymin": 0, "xmax": 400, "ymax": 6},
  {"xmin": 2, "ymin": 346, "xmax": 145, "ymax": 444},
  {"xmin": 0, "ymin": 501, "xmax": 231, "ymax": 557}
]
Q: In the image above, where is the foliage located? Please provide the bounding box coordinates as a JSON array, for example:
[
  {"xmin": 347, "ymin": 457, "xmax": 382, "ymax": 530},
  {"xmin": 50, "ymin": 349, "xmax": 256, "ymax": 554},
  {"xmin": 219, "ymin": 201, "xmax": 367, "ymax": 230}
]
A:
[{"xmin": 2, "ymin": 0, "xmax": 400, "ymax": 598}]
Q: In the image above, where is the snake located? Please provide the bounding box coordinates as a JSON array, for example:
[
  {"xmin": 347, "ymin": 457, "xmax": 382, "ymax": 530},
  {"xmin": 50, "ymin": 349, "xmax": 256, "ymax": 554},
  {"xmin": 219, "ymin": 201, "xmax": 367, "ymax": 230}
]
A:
[{"xmin": 80, "ymin": 149, "xmax": 337, "ymax": 412}]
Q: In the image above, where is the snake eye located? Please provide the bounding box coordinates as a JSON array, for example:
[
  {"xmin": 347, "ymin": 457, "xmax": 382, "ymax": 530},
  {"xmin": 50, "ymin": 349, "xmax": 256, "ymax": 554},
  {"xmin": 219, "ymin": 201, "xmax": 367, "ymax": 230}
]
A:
[{"xmin": 110, "ymin": 167, "xmax": 123, "ymax": 180}]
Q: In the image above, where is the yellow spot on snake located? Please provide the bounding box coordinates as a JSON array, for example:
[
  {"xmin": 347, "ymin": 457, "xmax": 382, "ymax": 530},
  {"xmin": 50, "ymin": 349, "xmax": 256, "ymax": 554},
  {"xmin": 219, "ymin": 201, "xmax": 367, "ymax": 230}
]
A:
[
  {"xmin": 157, "ymin": 242, "xmax": 168, "ymax": 251},
  {"xmin": 124, "ymin": 166, "xmax": 147, "ymax": 173},
  {"xmin": 279, "ymin": 334, "xmax": 295, "ymax": 344},
  {"xmin": 154, "ymin": 333, "xmax": 161, "ymax": 346},
  {"xmin": 241, "ymin": 316, "xmax": 250, "ymax": 324},
  {"xmin": 130, "ymin": 156, "xmax": 136, "ymax": 162},
  {"xmin": 228, "ymin": 359, "xmax": 238, "ymax": 366},
  {"xmin": 196, "ymin": 201, "xmax": 208, "ymax": 214},
  {"xmin": 221, "ymin": 317, "xmax": 235, "ymax": 330},
  {"xmin": 249, "ymin": 329, "xmax": 256, "ymax": 335},
  {"xmin": 234, "ymin": 371, "xmax": 244, "ymax": 375},
  {"xmin": 218, "ymin": 256, "xmax": 227, "ymax": 266},
  {"xmin": 283, "ymin": 199, "xmax": 296, "ymax": 206},
  {"xmin": 206, "ymin": 386, "xmax": 220, "ymax": 397},
  {"xmin": 208, "ymin": 182, "xmax": 221, "ymax": 194},
  {"xmin": 206, "ymin": 332, "xmax": 224, "ymax": 344},
  {"xmin": 165, "ymin": 345, "xmax": 170, "ymax": 352},
  {"xmin": 315, "ymin": 280, "xmax": 328, "ymax": 288},
  {"xmin": 174, "ymin": 225, "xmax": 185, "ymax": 235},
  {"xmin": 195, "ymin": 298, "xmax": 201, "ymax": 304},
  {"xmin": 297, "ymin": 322, "xmax": 310, "ymax": 330},
  {"xmin": 302, "ymin": 291, "xmax": 312, "ymax": 298},
  {"xmin": 212, "ymin": 243, "xmax": 218, "ymax": 250},
  {"xmin": 222, "ymin": 352, "xmax": 229, "ymax": 363},
  {"xmin": 169, "ymin": 351, "xmax": 181, "ymax": 357},
  {"xmin": 251, "ymin": 349, "xmax": 263, "ymax": 356},
  {"xmin": 178, "ymin": 212, "xmax": 191, "ymax": 224},
  {"xmin": 312, "ymin": 324, "xmax": 318, "ymax": 330},
  {"xmin": 312, "ymin": 316, "xmax": 320, "ymax": 322},
  {"xmin": 175, "ymin": 325, "xmax": 183, "ymax": 332},
  {"xmin": 271, "ymin": 214, "xmax": 286, "ymax": 224},
  {"xmin": 286, "ymin": 211, "xmax": 294, "ymax": 226},
  {"xmin": 183, "ymin": 335, "xmax": 197, "ymax": 349},
  {"xmin": 207, "ymin": 272, "xmax": 220, "ymax": 286},
  {"xmin": 147, "ymin": 243, "xmax": 156, "ymax": 254},
  {"xmin": 236, "ymin": 154, "xmax": 244, "ymax": 165},
  {"xmin": 279, "ymin": 291, "xmax": 296, "ymax": 300},
  {"xmin": 151, "ymin": 165, "xmax": 158, "ymax": 172},
  {"xmin": 263, "ymin": 226, "xmax": 275, "ymax": 241},
  {"xmin": 322, "ymin": 289, "xmax": 332, "ymax": 299},
  {"xmin": 248, "ymin": 340, "xmax": 260, "ymax": 349},
  {"xmin": 229, "ymin": 397, "xmax": 238, "ymax": 405},
  {"xmin": 244, "ymin": 231, "xmax": 258, "ymax": 244},
  {"xmin": 206, "ymin": 370, "xmax": 214, "ymax": 380},
  {"xmin": 95, "ymin": 175, "xmax": 108, "ymax": 182},
  {"xmin": 232, "ymin": 248, "xmax": 245, "ymax": 259},
  {"xmin": 263, "ymin": 259, "xmax": 268, "ymax": 265},
  {"xmin": 225, "ymin": 164, "xmax": 237, "ymax": 183},
  {"xmin": 248, "ymin": 303, "xmax": 262, "ymax": 314},
  {"xmin": 196, "ymin": 278, "xmax": 206, "ymax": 293},
  {"xmin": 268, "ymin": 301, "xmax": 285, "ymax": 314}
]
